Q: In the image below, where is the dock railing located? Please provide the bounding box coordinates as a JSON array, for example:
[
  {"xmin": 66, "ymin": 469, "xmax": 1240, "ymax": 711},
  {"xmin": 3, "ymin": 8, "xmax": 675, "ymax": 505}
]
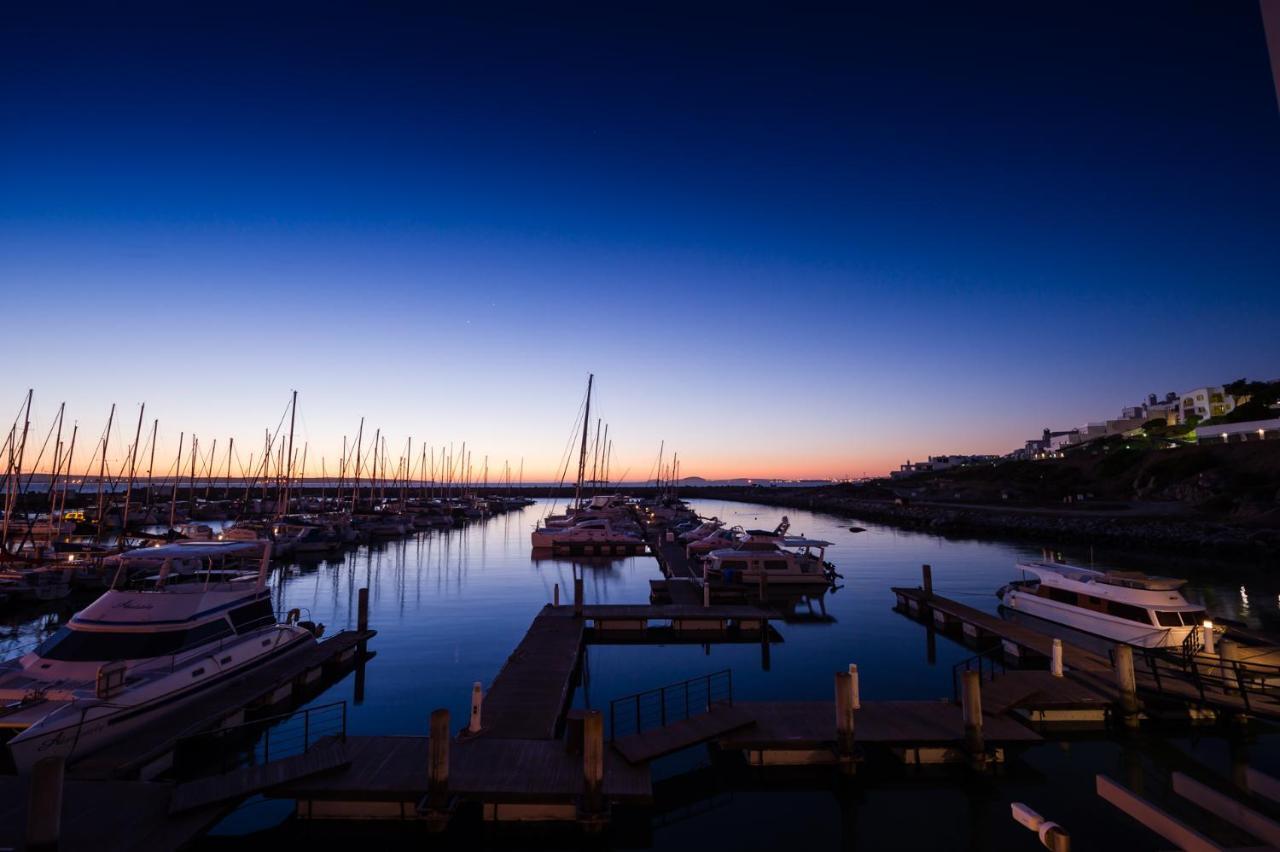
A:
[
  {"xmin": 609, "ymin": 669, "xmax": 733, "ymax": 741},
  {"xmin": 952, "ymin": 646, "xmax": 1006, "ymax": 703},
  {"xmin": 1126, "ymin": 648, "xmax": 1280, "ymax": 714},
  {"xmin": 174, "ymin": 700, "xmax": 347, "ymax": 778}
]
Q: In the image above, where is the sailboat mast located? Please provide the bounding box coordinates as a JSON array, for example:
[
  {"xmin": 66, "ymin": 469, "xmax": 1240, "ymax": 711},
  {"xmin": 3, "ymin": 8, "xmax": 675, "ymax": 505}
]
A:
[
  {"xmin": 93, "ymin": 402, "xmax": 115, "ymax": 541},
  {"xmin": 119, "ymin": 403, "xmax": 145, "ymax": 541},
  {"xmin": 280, "ymin": 390, "xmax": 297, "ymax": 517},
  {"xmin": 573, "ymin": 374, "xmax": 593, "ymax": 510},
  {"xmin": 169, "ymin": 431, "xmax": 184, "ymax": 530}
]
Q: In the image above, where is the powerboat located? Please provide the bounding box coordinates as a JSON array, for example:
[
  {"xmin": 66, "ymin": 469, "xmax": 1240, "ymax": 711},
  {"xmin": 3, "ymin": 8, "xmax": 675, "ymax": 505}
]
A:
[
  {"xmin": 530, "ymin": 518, "xmax": 645, "ymax": 550},
  {"xmin": 702, "ymin": 520, "xmax": 837, "ymax": 587},
  {"xmin": 678, "ymin": 518, "xmax": 722, "ymax": 543},
  {"xmin": 0, "ymin": 541, "xmax": 319, "ymax": 771},
  {"xmin": 686, "ymin": 527, "xmax": 744, "ymax": 557},
  {"xmin": 996, "ymin": 561, "xmax": 1223, "ymax": 650}
]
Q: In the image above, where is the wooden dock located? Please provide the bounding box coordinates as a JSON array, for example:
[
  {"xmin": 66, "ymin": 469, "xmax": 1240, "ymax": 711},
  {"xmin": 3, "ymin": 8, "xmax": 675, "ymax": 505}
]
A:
[
  {"xmin": 481, "ymin": 607, "xmax": 585, "ymax": 739},
  {"xmin": 892, "ymin": 583, "xmax": 1280, "ymax": 722}
]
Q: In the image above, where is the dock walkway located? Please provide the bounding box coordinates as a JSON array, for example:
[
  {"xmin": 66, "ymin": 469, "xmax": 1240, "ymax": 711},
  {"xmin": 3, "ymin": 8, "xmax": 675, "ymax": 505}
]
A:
[
  {"xmin": 892, "ymin": 586, "xmax": 1280, "ymax": 721},
  {"xmin": 481, "ymin": 606, "xmax": 585, "ymax": 739}
]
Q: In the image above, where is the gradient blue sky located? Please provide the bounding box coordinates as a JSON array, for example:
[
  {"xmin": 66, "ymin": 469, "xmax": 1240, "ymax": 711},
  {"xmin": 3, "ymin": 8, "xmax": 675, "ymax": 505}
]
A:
[{"xmin": 3, "ymin": 3, "xmax": 1278, "ymax": 479}]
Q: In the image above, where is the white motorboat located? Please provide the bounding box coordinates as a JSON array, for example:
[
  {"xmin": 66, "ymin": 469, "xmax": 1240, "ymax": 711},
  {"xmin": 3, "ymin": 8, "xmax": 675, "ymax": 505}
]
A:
[
  {"xmin": 686, "ymin": 527, "xmax": 743, "ymax": 557},
  {"xmin": 702, "ymin": 519, "xmax": 837, "ymax": 587},
  {"xmin": 530, "ymin": 518, "xmax": 644, "ymax": 550},
  {"xmin": 997, "ymin": 561, "xmax": 1223, "ymax": 650},
  {"xmin": 678, "ymin": 518, "xmax": 722, "ymax": 543},
  {"xmin": 0, "ymin": 541, "xmax": 318, "ymax": 771}
]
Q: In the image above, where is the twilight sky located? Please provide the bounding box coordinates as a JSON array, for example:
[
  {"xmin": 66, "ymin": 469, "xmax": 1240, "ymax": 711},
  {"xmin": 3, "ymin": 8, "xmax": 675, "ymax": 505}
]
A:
[{"xmin": 2, "ymin": 2, "xmax": 1278, "ymax": 480}]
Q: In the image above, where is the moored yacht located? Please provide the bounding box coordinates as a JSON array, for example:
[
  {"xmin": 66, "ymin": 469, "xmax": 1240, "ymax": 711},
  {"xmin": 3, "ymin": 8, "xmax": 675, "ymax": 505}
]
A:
[
  {"xmin": 702, "ymin": 519, "xmax": 837, "ymax": 587},
  {"xmin": 530, "ymin": 518, "xmax": 645, "ymax": 551},
  {"xmin": 0, "ymin": 540, "xmax": 319, "ymax": 771},
  {"xmin": 997, "ymin": 561, "xmax": 1222, "ymax": 650}
]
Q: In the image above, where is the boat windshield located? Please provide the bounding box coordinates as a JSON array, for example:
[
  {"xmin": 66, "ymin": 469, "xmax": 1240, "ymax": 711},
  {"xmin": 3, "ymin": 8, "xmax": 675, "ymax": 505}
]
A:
[
  {"xmin": 34, "ymin": 619, "xmax": 235, "ymax": 662},
  {"xmin": 1154, "ymin": 610, "xmax": 1206, "ymax": 627}
]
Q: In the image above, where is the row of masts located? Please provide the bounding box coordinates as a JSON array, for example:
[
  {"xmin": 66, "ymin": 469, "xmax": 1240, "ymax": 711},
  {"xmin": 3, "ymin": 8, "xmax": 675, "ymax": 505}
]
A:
[{"xmin": 0, "ymin": 389, "xmax": 529, "ymax": 552}]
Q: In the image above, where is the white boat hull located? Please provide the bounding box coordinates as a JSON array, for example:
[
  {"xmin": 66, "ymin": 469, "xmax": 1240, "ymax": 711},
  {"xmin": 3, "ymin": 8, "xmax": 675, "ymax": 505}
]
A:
[{"xmin": 1000, "ymin": 588, "xmax": 1190, "ymax": 649}]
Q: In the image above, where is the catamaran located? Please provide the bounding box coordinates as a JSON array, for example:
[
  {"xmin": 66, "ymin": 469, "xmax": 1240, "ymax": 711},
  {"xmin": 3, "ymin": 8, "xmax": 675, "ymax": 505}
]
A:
[
  {"xmin": 0, "ymin": 540, "xmax": 319, "ymax": 771},
  {"xmin": 997, "ymin": 561, "xmax": 1223, "ymax": 649}
]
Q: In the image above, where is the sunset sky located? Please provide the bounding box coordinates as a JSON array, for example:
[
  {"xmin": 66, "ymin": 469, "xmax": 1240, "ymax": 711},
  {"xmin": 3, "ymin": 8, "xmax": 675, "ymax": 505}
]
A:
[{"xmin": 3, "ymin": 3, "xmax": 1279, "ymax": 480}]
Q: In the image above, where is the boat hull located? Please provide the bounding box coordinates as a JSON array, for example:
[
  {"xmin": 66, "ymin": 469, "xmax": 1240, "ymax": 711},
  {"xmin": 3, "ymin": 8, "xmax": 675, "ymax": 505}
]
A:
[{"xmin": 1000, "ymin": 588, "xmax": 1189, "ymax": 649}]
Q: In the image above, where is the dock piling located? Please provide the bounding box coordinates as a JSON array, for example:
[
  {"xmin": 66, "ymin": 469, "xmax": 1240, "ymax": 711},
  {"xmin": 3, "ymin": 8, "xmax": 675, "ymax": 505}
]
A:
[
  {"xmin": 583, "ymin": 709, "xmax": 604, "ymax": 814},
  {"xmin": 1218, "ymin": 639, "xmax": 1243, "ymax": 695},
  {"xmin": 849, "ymin": 664, "xmax": 861, "ymax": 710},
  {"xmin": 702, "ymin": 563, "xmax": 710, "ymax": 609},
  {"xmin": 961, "ymin": 670, "xmax": 985, "ymax": 768},
  {"xmin": 357, "ymin": 587, "xmax": 369, "ymax": 634},
  {"xmin": 1113, "ymin": 644, "xmax": 1140, "ymax": 729},
  {"xmin": 574, "ymin": 577, "xmax": 584, "ymax": 618},
  {"xmin": 25, "ymin": 756, "xmax": 64, "ymax": 852},
  {"xmin": 1051, "ymin": 639, "xmax": 1064, "ymax": 678},
  {"xmin": 469, "ymin": 682, "xmax": 483, "ymax": 733},
  {"xmin": 758, "ymin": 568, "xmax": 768, "ymax": 603},
  {"xmin": 554, "ymin": 583, "xmax": 560, "ymax": 607},
  {"xmin": 922, "ymin": 564, "xmax": 932, "ymax": 596},
  {"xmin": 835, "ymin": 671, "xmax": 855, "ymax": 773},
  {"xmin": 427, "ymin": 708, "xmax": 450, "ymax": 812}
]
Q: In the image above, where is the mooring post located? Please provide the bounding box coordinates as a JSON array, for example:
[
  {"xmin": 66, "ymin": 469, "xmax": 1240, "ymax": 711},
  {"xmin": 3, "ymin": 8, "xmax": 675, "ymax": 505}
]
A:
[
  {"xmin": 702, "ymin": 562, "xmax": 710, "ymax": 609},
  {"xmin": 961, "ymin": 669, "xmax": 985, "ymax": 768},
  {"xmin": 1219, "ymin": 638, "xmax": 1243, "ymax": 695},
  {"xmin": 357, "ymin": 586, "xmax": 369, "ymax": 633},
  {"xmin": 554, "ymin": 582, "xmax": 560, "ymax": 607},
  {"xmin": 922, "ymin": 563, "xmax": 933, "ymax": 596},
  {"xmin": 583, "ymin": 708, "xmax": 604, "ymax": 814},
  {"xmin": 26, "ymin": 756, "xmax": 64, "ymax": 852},
  {"xmin": 356, "ymin": 586, "xmax": 370, "ymax": 659},
  {"xmin": 758, "ymin": 567, "xmax": 768, "ymax": 603},
  {"xmin": 849, "ymin": 664, "xmax": 861, "ymax": 710},
  {"xmin": 1113, "ymin": 644, "xmax": 1139, "ymax": 729},
  {"xmin": 835, "ymin": 671, "xmax": 855, "ymax": 773},
  {"xmin": 1202, "ymin": 621, "xmax": 1216, "ymax": 656},
  {"xmin": 574, "ymin": 576, "xmax": 584, "ymax": 618},
  {"xmin": 468, "ymin": 682, "xmax": 483, "ymax": 733},
  {"xmin": 428, "ymin": 708, "xmax": 450, "ymax": 811},
  {"xmin": 1051, "ymin": 639, "xmax": 1064, "ymax": 678}
]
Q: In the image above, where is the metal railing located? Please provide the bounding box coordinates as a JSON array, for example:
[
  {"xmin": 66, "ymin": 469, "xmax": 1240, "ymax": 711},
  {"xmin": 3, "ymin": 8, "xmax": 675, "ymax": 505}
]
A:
[
  {"xmin": 952, "ymin": 646, "xmax": 1006, "ymax": 703},
  {"xmin": 174, "ymin": 700, "xmax": 347, "ymax": 778},
  {"xmin": 609, "ymin": 669, "xmax": 733, "ymax": 741},
  {"xmin": 1114, "ymin": 647, "xmax": 1280, "ymax": 715}
]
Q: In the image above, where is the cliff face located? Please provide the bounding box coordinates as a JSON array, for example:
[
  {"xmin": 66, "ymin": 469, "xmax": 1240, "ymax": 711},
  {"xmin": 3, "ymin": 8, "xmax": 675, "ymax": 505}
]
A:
[{"xmin": 681, "ymin": 442, "xmax": 1280, "ymax": 559}]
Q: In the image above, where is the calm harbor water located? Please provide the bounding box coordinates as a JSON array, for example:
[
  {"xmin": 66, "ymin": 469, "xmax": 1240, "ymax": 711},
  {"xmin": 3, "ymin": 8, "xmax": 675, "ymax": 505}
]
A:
[{"xmin": 7, "ymin": 499, "xmax": 1279, "ymax": 849}]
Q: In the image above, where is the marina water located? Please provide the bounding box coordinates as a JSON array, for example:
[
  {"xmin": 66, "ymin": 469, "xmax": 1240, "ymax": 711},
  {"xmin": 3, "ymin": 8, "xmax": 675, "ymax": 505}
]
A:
[{"xmin": 6, "ymin": 499, "xmax": 1278, "ymax": 849}]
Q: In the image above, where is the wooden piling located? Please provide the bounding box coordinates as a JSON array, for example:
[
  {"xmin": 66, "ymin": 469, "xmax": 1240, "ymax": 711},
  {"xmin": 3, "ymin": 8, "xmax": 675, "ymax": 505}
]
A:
[
  {"xmin": 428, "ymin": 708, "xmax": 450, "ymax": 811},
  {"xmin": 357, "ymin": 587, "xmax": 369, "ymax": 633},
  {"xmin": 469, "ymin": 682, "xmax": 483, "ymax": 733},
  {"xmin": 554, "ymin": 583, "xmax": 560, "ymax": 607},
  {"xmin": 702, "ymin": 563, "xmax": 710, "ymax": 609},
  {"xmin": 1219, "ymin": 639, "xmax": 1243, "ymax": 695},
  {"xmin": 1113, "ymin": 644, "xmax": 1139, "ymax": 729},
  {"xmin": 26, "ymin": 756, "xmax": 64, "ymax": 852},
  {"xmin": 758, "ymin": 567, "xmax": 768, "ymax": 603},
  {"xmin": 922, "ymin": 564, "xmax": 932, "ymax": 596},
  {"xmin": 849, "ymin": 664, "xmax": 861, "ymax": 710},
  {"xmin": 1051, "ymin": 639, "xmax": 1064, "ymax": 678},
  {"xmin": 961, "ymin": 670, "xmax": 985, "ymax": 768},
  {"xmin": 835, "ymin": 671, "xmax": 855, "ymax": 773},
  {"xmin": 583, "ymin": 709, "xmax": 604, "ymax": 814},
  {"xmin": 574, "ymin": 577, "xmax": 584, "ymax": 618}
]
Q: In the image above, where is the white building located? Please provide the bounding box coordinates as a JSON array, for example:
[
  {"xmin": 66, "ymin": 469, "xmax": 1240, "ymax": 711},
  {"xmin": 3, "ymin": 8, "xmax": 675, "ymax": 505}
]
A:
[
  {"xmin": 1194, "ymin": 418, "xmax": 1280, "ymax": 445},
  {"xmin": 1177, "ymin": 387, "xmax": 1235, "ymax": 423}
]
